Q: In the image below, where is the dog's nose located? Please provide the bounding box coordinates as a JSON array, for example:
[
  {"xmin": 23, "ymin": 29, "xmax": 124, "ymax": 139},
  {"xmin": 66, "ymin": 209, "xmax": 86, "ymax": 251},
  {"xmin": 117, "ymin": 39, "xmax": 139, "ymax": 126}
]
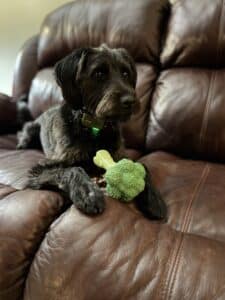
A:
[{"xmin": 121, "ymin": 95, "xmax": 135, "ymax": 108}]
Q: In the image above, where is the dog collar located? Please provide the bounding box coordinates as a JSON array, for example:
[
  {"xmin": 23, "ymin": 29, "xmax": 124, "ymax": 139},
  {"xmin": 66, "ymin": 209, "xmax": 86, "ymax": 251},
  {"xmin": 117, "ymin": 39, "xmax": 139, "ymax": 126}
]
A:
[{"xmin": 81, "ymin": 112, "xmax": 104, "ymax": 137}]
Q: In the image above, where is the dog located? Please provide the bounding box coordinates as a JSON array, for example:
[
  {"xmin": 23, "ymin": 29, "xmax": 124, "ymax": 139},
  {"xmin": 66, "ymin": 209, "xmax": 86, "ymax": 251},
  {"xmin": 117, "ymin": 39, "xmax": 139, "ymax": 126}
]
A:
[{"xmin": 17, "ymin": 44, "xmax": 166, "ymax": 219}]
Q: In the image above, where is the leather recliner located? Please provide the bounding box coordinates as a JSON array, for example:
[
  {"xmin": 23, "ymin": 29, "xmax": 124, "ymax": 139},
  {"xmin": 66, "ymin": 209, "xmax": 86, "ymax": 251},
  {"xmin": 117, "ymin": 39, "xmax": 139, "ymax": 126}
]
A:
[{"xmin": 0, "ymin": 0, "xmax": 225, "ymax": 299}]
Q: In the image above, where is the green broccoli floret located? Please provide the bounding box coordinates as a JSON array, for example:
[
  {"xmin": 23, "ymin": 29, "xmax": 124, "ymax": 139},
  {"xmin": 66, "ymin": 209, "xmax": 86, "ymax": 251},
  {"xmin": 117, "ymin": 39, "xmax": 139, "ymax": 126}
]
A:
[{"xmin": 93, "ymin": 150, "xmax": 146, "ymax": 202}]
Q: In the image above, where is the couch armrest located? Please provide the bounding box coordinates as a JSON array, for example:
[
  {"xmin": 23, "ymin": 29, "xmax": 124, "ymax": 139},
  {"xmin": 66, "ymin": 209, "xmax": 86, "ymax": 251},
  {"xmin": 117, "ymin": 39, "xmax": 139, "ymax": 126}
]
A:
[
  {"xmin": 12, "ymin": 35, "xmax": 39, "ymax": 99},
  {"xmin": 0, "ymin": 187, "xmax": 64, "ymax": 300}
]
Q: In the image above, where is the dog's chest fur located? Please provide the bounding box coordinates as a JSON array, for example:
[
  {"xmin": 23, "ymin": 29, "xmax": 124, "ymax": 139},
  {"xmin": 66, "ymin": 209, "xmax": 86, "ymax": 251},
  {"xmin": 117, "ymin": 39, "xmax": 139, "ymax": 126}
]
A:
[{"xmin": 38, "ymin": 104, "xmax": 121, "ymax": 162}]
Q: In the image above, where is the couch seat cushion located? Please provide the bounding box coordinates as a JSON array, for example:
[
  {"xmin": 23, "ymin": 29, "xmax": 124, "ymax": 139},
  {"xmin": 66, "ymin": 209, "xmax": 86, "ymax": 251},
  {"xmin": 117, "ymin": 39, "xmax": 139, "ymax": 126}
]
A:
[
  {"xmin": 140, "ymin": 151, "xmax": 225, "ymax": 243},
  {"xmin": 0, "ymin": 147, "xmax": 225, "ymax": 299}
]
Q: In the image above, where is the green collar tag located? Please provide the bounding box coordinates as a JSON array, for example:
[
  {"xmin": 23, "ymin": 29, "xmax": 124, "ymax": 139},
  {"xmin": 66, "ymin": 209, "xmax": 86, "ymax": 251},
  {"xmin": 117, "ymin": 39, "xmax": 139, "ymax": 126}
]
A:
[
  {"xmin": 81, "ymin": 113, "xmax": 104, "ymax": 137},
  {"xmin": 91, "ymin": 127, "xmax": 101, "ymax": 137}
]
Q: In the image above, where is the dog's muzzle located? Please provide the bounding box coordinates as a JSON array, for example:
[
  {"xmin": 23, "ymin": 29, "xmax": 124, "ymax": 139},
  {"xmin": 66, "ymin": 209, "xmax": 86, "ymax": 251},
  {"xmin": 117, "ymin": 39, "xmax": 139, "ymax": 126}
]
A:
[{"xmin": 95, "ymin": 93, "xmax": 137, "ymax": 121}]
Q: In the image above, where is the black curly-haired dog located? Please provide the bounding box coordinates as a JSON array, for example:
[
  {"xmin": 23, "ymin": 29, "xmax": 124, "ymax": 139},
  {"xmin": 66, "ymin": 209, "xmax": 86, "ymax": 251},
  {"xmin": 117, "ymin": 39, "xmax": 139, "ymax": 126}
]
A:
[{"xmin": 17, "ymin": 44, "xmax": 166, "ymax": 219}]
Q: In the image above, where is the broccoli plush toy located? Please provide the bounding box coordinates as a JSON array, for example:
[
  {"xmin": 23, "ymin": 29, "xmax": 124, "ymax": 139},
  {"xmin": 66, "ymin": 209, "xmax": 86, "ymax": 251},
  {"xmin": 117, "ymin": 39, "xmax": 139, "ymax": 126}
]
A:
[{"xmin": 93, "ymin": 150, "xmax": 146, "ymax": 202}]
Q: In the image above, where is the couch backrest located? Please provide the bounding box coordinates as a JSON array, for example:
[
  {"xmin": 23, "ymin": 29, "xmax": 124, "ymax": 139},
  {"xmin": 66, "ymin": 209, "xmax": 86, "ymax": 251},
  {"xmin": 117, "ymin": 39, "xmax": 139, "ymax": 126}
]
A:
[
  {"xmin": 37, "ymin": 0, "xmax": 168, "ymax": 68},
  {"xmin": 13, "ymin": 0, "xmax": 225, "ymax": 161},
  {"xmin": 146, "ymin": 0, "xmax": 225, "ymax": 162}
]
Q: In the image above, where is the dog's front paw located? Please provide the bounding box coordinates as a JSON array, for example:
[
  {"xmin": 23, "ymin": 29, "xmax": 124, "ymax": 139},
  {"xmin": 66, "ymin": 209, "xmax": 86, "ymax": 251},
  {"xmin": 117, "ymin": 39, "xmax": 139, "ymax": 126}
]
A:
[
  {"xmin": 26, "ymin": 171, "xmax": 43, "ymax": 190},
  {"xmin": 72, "ymin": 182, "xmax": 105, "ymax": 215},
  {"xmin": 25, "ymin": 164, "xmax": 48, "ymax": 190},
  {"xmin": 16, "ymin": 132, "xmax": 28, "ymax": 149},
  {"xmin": 68, "ymin": 168, "xmax": 105, "ymax": 215},
  {"xmin": 26, "ymin": 177, "xmax": 42, "ymax": 190},
  {"xmin": 16, "ymin": 141, "xmax": 28, "ymax": 150},
  {"xmin": 74, "ymin": 187, "xmax": 105, "ymax": 215}
]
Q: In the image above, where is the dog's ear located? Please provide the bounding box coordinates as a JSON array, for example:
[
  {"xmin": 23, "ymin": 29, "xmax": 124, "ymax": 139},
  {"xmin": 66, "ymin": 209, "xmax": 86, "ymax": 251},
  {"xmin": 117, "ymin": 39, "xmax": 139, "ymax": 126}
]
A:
[
  {"xmin": 117, "ymin": 48, "xmax": 137, "ymax": 87},
  {"xmin": 54, "ymin": 48, "xmax": 91, "ymax": 109}
]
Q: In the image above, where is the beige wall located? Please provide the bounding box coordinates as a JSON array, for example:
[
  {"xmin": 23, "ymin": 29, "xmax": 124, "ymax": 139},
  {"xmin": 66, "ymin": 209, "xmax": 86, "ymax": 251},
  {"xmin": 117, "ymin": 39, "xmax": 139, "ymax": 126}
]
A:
[{"xmin": 0, "ymin": 0, "xmax": 68, "ymax": 96}]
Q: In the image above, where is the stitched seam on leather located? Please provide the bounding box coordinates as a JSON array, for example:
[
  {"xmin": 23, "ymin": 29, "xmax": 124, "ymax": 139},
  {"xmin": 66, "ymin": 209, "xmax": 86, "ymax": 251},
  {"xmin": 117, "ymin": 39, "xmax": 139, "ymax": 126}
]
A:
[
  {"xmin": 160, "ymin": 164, "xmax": 210, "ymax": 300},
  {"xmin": 180, "ymin": 164, "xmax": 210, "ymax": 233},
  {"xmin": 167, "ymin": 234, "xmax": 186, "ymax": 300},
  {"xmin": 119, "ymin": 216, "xmax": 147, "ymax": 300},
  {"xmin": 160, "ymin": 232, "xmax": 183, "ymax": 300},
  {"xmin": 167, "ymin": 164, "xmax": 210, "ymax": 300},
  {"xmin": 199, "ymin": 70, "xmax": 215, "ymax": 150},
  {"xmin": 186, "ymin": 164, "xmax": 211, "ymax": 233}
]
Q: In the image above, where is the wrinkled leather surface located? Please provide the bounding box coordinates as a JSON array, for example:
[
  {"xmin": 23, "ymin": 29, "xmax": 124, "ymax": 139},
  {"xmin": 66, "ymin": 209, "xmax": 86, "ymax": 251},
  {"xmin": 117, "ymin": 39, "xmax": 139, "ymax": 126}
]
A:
[
  {"xmin": 23, "ymin": 199, "xmax": 225, "ymax": 300},
  {"xmin": 146, "ymin": 68, "xmax": 225, "ymax": 162},
  {"xmin": 161, "ymin": 0, "xmax": 225, "ymax": 68},
  {"xmin": 13, "ymin": 0, "xmax": 225, "ymax": 161},
  {"xmin": 12, "ymin": 35, "xmax": 39, "ymax": 99},
  {"xmin": 38, "ymin": 0, "xmax": 168, "ymax": 67},
  {"xmin": 28, "ymin": 68, "xmax": 63, "ymax": 119},
  {"xmin": 0, "ymin": 148, "xmax": 43, "ymax": 189},
  {"xmin": 0, "ymin": 132, "xmax": 225, "ymax": 299},
  {"xmin": 1, "ymin": 0, "xmax": 225, "ymax": 299},
  {"xmin": 0, "ymin": 187, "xmax": 64, "ymax": 300},
  {"xmin": 121, "ymin": 64, "xmax": 157, "ymax": 150},
  {"xmin": 146, "ymin": 0, "xmax": 225, "ymax": 161},
  {"xmin": 140, "ymin": 152, "xmax": 225, "ymax": 243},
  {"xmin": 25, "ymin": 200, "xmax": 169, "ymax": 300}
]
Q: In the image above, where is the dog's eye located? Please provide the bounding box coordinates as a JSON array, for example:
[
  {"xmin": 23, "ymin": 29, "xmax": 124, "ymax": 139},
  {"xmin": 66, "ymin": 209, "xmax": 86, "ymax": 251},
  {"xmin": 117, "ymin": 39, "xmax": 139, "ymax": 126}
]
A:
[
  {"xmin": 121, "ymin": 68, "xmax": 130, "ymax": 79},
  {"xmin": 93, "ymin": 66, "xmax": 108, "ymax": 80},
  {"xmin": 95, "ymin": 71, "xmax": 104, "ymax": 78}
]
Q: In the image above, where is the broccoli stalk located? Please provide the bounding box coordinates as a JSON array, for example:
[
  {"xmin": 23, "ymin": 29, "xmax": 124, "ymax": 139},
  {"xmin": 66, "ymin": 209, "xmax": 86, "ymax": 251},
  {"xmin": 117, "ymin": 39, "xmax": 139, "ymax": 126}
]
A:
[{"xmin": 93, "ymin": 150, "xmax": 146, "ymax": 202}]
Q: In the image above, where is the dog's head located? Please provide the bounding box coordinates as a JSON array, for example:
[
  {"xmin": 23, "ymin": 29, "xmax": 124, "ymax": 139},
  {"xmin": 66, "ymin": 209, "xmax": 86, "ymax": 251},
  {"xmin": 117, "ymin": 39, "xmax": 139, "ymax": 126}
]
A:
[{"xmin": 54, "ymin": 44, "xmax": 138, "ymax": 122}]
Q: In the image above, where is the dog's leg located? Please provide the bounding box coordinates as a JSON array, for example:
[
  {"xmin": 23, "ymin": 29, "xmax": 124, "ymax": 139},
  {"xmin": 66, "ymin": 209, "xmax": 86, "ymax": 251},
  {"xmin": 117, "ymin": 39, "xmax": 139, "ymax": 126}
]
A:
[
  {"xmin": 27, "ymin": 162, "xmax": 105, "ymax": 215},
  {"xmin": 59, "ymin": 147, "xmax": 91, "ymax": 167},
  {"xmin": 135, "ymin": 168, "xmax": 167, "ymax": 220},
  {"xmin": 17, "ymin": 121, "xmax": 41, "ymax": 150},
  {"xmin": 39, "ymin": 148, "xmax": 99, "ymax": 174}
]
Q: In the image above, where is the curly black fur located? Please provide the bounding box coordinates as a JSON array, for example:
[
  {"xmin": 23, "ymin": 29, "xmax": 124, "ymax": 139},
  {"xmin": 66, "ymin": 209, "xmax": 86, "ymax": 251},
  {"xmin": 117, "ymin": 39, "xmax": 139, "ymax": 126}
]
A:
[{"xmin": 28, "ymin": 162, "xmax": 105, "ymax": 215}]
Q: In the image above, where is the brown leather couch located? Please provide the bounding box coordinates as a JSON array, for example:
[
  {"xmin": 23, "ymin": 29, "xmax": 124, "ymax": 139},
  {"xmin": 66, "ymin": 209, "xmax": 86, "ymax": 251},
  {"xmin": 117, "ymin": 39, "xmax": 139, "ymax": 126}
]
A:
[{"xmin": 1, "ymin": 0, "xmax": 225, "ymax": 299}]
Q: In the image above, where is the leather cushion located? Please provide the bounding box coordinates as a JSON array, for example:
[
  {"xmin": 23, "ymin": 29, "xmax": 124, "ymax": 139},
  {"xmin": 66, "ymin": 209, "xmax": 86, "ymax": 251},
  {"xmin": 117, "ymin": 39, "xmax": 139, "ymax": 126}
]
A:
[
  {"xmin": 37, "ymin": 0, "xmax": 169, "ymax": 67},
  {"xmin": 12, "ymin": 36, "xmax": 39, "ymax": 99},
  {"xmin": 28, "ymin": 68, "xmax": 63, "ymax": 119},
  {"xmin": 22, "ymin": 151, "xmax": 225, "ymax": 299},
  {"xmin": 0, "ymin": 187, "xmax": 64, "ymax": 300},
  {"xmin": 146, "ymin": 68, "xmax": 225, "ymax": 162},
  {"xmin": 0, "ymin": 144, "xmax": 225, "ymax": 242},
  {"xmin": 161, "ymin": 0, "xmax": 225, "ymax": 68},
  {"xmin": 140, "ymin": 151, "xmax": 225, "ymax": 242},
  {"xmin": 0, "ymin": 142, "xmax": 225, "ymax": 298}
]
